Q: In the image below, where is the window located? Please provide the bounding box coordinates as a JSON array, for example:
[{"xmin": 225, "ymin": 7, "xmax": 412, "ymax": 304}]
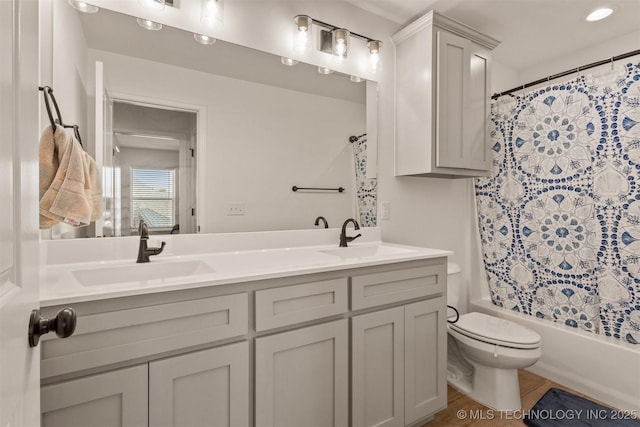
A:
[{"xmin": 130, "ymin": 168, "xmax": 175, "ymax": 229}]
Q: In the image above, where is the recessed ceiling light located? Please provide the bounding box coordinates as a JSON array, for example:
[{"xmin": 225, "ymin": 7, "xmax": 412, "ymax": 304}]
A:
[
  {"xmin": 137, "ymin": 18, "xmax": 162, "ymax": 31},
  {"xmin": 281, "ymin": 57, "xmax": 299, "ymax": 66},
  {"xmin": 318, "ymin": 67, "xmax": 334, "ymax": 75},
  {"xmin": 194, "ymin": 34, "xmax": 216, "ymax": 45},
  {"xmin": 350, "ymin": 75, "xmax": 363, "ymax": 83},
  {"xmin": 586, "ymin": 7, "xmax": 613, "ymax": 22},
  {"xmin": 67, "ymin": 0, "xmax": 98, "ymax": 13}
]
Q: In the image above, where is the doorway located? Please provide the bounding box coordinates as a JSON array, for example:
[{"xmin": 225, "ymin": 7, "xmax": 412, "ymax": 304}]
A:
[{"xmin": 106, "ymin": 101, "xmax": 198, "ymax": 236}]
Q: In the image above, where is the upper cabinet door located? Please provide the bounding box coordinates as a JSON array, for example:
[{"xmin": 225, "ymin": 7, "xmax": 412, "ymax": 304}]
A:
[
  {"xmin": 393, "ymin": 10, "xmax": 499, "ymax": 177},
  {"xmin": 465, "ymin": 45, "xmax": 492, "ymax": 171},
  {"xmin": 436, "ymin": 30, "xmax": 471, "ymax": 170}
]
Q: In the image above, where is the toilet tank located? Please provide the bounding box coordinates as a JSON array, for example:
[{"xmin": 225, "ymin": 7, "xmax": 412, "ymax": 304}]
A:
[{"xmin": 447, "ymin": 262, "xmax": 462, "ymax": 308}]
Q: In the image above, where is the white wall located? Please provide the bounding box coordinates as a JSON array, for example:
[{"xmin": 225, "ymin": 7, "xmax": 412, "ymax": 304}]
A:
[
  {"xmin": 88, "ymin": 49, "xmax": 365, "ymax": 232},
  {"xmin": 40, "ymin": 0, "xmax": 91, "ymax": 239}
]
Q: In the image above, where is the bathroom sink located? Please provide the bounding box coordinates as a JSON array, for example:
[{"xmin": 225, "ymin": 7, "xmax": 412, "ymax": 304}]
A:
[
  {"xmin": 72, "ymin": 260, "xmax": 215, "ymax": 286},
  {"xmin": 319, "ymin": 244, "xmax": 416, "ymax": 260}
]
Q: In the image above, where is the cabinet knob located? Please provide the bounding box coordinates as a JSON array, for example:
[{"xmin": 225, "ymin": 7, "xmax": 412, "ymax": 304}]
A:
[{"xmin": 28, "ymin": 307, "xmax": 77, "ymax": 348}]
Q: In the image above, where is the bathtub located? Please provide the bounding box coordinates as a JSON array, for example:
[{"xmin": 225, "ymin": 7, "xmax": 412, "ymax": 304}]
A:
[{"xmin": 471, "ymin": 299, "xmax": 640, "ymax": 413}]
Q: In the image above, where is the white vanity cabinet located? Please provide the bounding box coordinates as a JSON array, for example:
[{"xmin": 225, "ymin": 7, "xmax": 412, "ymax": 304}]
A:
[
  {"xmin": 41, "ymin": 365, "xmax": 148, "ymax": 427},
  {"xmin": 393, "ymin": 10, "xmax": 500, "ymax": 178},
  {"xmin": 41, "ymin": 343, "xmax": 250, "ymax": 427},
  {"xmin": 149, "ymin": 342, "xmax": 250, "ymax": 427},
  {"xmin": 40, "ymin": 257, "xmax": 448, "ymax": 427},
  {"xmin": 351, "ymin": 297, "xmax": 447, "ymax": 427},
  {"xmin": 255, "ymin": 320, "xmax": 349, "ymax": 427}
]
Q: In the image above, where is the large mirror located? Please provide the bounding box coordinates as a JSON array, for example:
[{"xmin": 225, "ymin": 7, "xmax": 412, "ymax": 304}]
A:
[{"xmin": 44, "ymin": 3, "xmax": 377, "ymax": 238}]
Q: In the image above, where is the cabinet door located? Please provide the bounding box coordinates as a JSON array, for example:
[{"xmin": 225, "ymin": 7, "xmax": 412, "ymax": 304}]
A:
[
  {"xmin": 465, "ymin": 43, "xmax": 491, "ymax": 171},
  {"xmin": 41, "ymin": 365, "xmax": 148, "ymax": 427},
  {"xmin": 352, "ymin": 307, "xmax": 405, "ymax": 427},
  {"xmin": 436, "ymin": 30, "xmax": 470, "ymax": 169},
  {"xmin": 404, "ymin": 298, "xmax": 447, "ymax": 424},
  {"xmin": 149, "ymin": 342, "xmax": 249, "ymax": 427},
  {"xmin": 255, "ymin": 319, "xmax": 348, "ymax": 427}
]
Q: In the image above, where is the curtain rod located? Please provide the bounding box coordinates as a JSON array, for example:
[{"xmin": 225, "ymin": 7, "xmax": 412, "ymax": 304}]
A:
[{"xmin": 491, "ymin": 48, "xmax": 640, "ymax": 100}]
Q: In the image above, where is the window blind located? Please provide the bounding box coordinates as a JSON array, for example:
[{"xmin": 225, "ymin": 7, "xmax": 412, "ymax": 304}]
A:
[{"xmin": 131, "ymin": 168, "xmax": 175, "ymax": 228}]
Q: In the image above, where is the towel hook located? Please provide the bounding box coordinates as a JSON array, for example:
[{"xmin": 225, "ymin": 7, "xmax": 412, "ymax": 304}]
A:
[
  {"xmin": 47, "ymin": 87, "xmax": 64, "ymax": 126},
  {"xmin": 38, "ymin": 86, "xmax": 57, "ymax": 132},
  {"xmin": 63, "ymin": 124, "xmax": 84, "ymax": 149}
]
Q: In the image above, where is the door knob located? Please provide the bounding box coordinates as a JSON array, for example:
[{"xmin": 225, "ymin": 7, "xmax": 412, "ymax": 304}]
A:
[{"xmin": 28, "ymin": 307, "xmax": 77, "ymax": 348}]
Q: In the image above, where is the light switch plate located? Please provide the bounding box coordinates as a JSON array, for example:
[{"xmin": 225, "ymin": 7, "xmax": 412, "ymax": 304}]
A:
[
  {"xmin": 226, "ymin": 202, "xmax": 245, "ymax": 216},
  {"xmin": 380, "ymin": 201, "xmax": 391, "ymax": 220}
]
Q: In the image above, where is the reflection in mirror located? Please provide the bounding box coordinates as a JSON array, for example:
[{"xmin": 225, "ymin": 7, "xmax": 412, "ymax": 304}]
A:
[
  {"xmin": 45, "ymin": 3, "xmax": 377, "ymax": 238},
  {"xmin": 109, "ymin": 102, "xmax": 198, "ymax": 236}
]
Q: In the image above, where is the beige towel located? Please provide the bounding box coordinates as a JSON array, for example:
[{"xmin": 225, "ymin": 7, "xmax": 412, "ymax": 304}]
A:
[
  {"xmin": 39, "ymin": 126, "xmax": 66, "ymax": 229},
  {"xmin": 84, "ymin": 151, "xmax": 103, "ymax": 222},
  {"xmin": 39, "ymin": 127, "xmax": 93, "ymax": 228}
]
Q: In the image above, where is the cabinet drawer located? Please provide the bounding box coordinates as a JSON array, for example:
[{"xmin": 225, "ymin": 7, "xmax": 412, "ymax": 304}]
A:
[
  {"xmin": 255, "ymin": 278, "xmax": 348, "ymax": 331},
  {"xmin": 41, "ymin": 292, "xmax": 249, "ymax": 379},
  {"xmin": 351, "ymin": 264, "xmax": 446, "ymax": 310}
]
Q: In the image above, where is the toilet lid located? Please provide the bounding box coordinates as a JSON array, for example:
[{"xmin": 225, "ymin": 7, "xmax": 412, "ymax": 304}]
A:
[{"xmin": 449, "ymin": 312, "xmax": 541, "ymax": 348}]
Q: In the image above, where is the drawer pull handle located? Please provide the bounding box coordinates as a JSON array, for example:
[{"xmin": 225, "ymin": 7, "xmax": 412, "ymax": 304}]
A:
[{"xmin": 28, "ymin": 307, "xmax": 77, "ymax": 348}]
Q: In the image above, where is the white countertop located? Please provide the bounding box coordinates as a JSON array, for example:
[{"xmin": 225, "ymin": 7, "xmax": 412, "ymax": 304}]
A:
[{"xmin": 40, "ymin": 229, "xmax": 451, "ymax": 306}]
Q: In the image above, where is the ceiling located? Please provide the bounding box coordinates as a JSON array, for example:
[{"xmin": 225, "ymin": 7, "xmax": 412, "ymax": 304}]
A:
[{"xmin": 345, "ymin": 0, "xmax": 640, "ymax": 72}]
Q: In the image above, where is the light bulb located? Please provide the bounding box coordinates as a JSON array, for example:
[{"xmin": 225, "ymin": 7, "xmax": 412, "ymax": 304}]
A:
[
  {"xmin": 332, "ymin": 29, "xmax": 349, "ymax": 64},
  {"xmin": 367, "ymin": 40, "xmax": 383, "ymax": 74},
  {"xmin": 293, "ymin": 15, "xmax": 312, "ymax": 53},
  {"xmin": 137, "ymin": 18, "xmax": 162, "ymax": 31},
  {"xmin": 68, "ymin": 0, "xmax": 99, "ymax": 13},
  {"xmin": 202, "ymin": 0, "xmax": 224, "ymax": 25}
]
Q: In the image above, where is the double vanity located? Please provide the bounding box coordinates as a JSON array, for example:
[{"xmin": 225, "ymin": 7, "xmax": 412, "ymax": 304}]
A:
[{"xmin": 39, "ymin": 228, "xmax": 450, "ymax": 427}]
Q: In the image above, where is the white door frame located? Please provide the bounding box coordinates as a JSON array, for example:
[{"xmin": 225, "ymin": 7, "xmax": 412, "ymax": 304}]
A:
[{"xmin": 108, "ymin": 91, "xmax": 207, "ymax": 233}]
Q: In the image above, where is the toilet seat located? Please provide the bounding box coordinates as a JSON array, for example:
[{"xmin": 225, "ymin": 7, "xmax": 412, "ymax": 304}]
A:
[{"xmin": 449, "ymin": 312, "xmax": 541, "ymax": 349}]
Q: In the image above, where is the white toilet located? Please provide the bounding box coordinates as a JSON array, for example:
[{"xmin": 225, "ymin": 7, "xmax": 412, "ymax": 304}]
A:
[{"xmin": 447, "ymin": 263, "xmax": 542, "ymax": 411}]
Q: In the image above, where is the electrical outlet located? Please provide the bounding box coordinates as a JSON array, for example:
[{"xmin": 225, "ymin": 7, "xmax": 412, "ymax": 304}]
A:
[
  {"xmin": 380, "ymin": 201, "xmax": 391, "ymax": 220},
  {"xmin": 226, "ymin": 202, "xmax": 245, "ymax": 216}
]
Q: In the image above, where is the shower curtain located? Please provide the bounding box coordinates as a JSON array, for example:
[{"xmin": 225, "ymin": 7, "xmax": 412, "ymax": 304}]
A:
[
  {"xmin": 475, "ymin": 60, "xmax": 640, "ymax": 345},
  {"xmin": 352, "ymin": 135, "xmax": 377, "ymax": 227}
]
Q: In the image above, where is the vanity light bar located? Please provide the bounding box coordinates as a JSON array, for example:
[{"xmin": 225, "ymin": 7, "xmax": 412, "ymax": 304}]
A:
[
  {"xmin": 300, "ymin": 16, "xmax": 376, "ymax": 44},
  {"xmin": 293, "ymin": 15, "xmax": 382, "ymax": 72}
]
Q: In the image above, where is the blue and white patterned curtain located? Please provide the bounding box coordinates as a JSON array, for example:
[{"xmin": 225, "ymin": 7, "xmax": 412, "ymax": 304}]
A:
[
  {"xmin": 352, "ymin": 135, "xmax": 377, "ymax": 227},
  {"xmin": 475, "ymin": 60, "xmax": 640, "ymax": 345}
]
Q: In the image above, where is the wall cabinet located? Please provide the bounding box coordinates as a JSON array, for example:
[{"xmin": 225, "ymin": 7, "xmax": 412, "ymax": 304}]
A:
[
  {"xmin": 41, "ymin": 258, "xmax": 447, "ymax": 427},
  {"xmin": 393, "ymin": 10, "xmax": 500, "ymax": 178}
]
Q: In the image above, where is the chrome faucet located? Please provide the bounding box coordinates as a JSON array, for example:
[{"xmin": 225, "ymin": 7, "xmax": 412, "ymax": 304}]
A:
[
  {"xmin": 137, "ymin": 220, "xmax": 166, "ymax": 263},
  {"xmin": 314, "ymin": 216, "xmax": 329, "ymax": 229},
  {"xmin": 339, "ymin": 218, "xmax": 361, "ymax": 247}
]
